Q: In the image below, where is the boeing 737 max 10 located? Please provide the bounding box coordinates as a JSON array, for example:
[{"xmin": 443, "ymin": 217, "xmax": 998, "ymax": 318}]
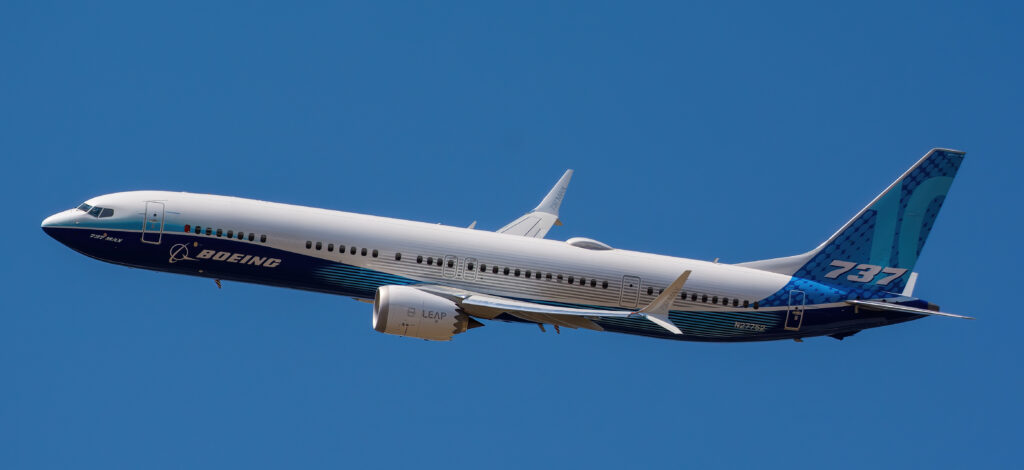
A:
[{"xmin": 42, "ymin": 149, "xmax": 971, "ymax": 342}]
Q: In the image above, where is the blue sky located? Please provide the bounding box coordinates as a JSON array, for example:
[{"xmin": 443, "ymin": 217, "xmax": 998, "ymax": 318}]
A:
[{"xmin": 2, "ymin": 1, "xmax": 1022, "ymax": 468}]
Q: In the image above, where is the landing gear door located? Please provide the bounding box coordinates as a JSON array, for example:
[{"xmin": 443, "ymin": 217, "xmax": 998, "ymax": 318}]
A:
[
  {"xmin": 785, "ymin": 290, "xmax": 806, "ymax": 331},
  {"xmin": 141, "ymin": 201, "xmax": 165, "ymax": 245}
]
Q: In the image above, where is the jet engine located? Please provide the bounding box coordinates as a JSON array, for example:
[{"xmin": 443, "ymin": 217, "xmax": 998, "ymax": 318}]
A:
[{"xmin": 372, "ymin": 285, "xmax": 482, "ymax": 341}]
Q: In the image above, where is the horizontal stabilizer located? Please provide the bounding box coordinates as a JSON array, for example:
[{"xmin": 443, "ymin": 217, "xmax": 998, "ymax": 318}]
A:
[{"xmin": 847, "ymin": 300, "xmax": 973, "ymax": 320}]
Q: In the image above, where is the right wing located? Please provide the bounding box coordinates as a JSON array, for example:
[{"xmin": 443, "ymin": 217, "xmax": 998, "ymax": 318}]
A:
[{"xmin": 497, "ymin": 169, "xmax": 573, "ymax": 239}]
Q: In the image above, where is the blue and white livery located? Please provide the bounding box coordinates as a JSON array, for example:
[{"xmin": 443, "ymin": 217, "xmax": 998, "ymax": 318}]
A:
[{"xmin": 42, "ymin": 149, "xmax": 970, "ymax": 342}]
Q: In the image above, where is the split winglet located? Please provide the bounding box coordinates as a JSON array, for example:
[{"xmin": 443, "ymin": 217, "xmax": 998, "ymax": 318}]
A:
[{"xmin": 632, "ymin": 270, "xmax": 692, "ymax": 334}]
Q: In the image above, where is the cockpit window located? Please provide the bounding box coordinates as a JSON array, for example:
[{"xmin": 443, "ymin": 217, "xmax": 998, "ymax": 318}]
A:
[{"xmin": 80, "ymin": 204, "xmax": 115, "ymax": 218}]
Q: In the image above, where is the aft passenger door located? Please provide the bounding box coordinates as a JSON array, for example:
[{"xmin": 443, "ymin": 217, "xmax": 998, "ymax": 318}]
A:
[
  {"xmin": 784, "ymin": 290, "xmax": 806, "ymax": 331},
  {"xmin": 141, "ymin": 201, "xmax": 165, "ymax": 245}
]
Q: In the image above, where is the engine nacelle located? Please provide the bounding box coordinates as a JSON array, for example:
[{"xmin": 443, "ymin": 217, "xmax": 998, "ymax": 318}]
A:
[{"xmin": 372, "ymin": 285, "xmax": 480, "ymax": 341}]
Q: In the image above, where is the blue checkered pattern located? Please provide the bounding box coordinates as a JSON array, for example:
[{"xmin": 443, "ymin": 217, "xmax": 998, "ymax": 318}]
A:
[{"xmin": 793, "ymin": 149, "xmax": 964, "ymax": 295}]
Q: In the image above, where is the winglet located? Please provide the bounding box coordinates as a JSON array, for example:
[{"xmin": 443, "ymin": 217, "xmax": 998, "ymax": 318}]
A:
[
  {"xmin": 633, "ymin": 270, "xmax": 691, "ymax": 335},
  {"xmin": 534, "ymin": 169, "xmax": 573, "ymax": 215},
  {"xmin": 497, "ymin": 169, "xmax": 573, "ymax": 239}
]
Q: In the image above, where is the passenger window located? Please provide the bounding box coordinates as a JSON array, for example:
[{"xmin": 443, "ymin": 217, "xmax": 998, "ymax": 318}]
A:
[
  {"xmin": 216, "ymin": 229, "xmax": 223, "ymax": 237},
  {"xmin": 557, "ymin": 274, "xmax": 563, "ymax": 282},
  {"xmin": 448, "ymin": 259, "xmax": 455, "ymax": 268},
  {"xmin": 568, "ymin": 276, "xmax": 574, "ymax": 284},
  {"xmin": 260, "ymin": 234, "xmax": 267, "ymax": 243},
  {"xmin": 743, "ymin": 300, "xmax": 749, "ymax": 308},
  {"xmin": 712, "ymin": 296, "xmax": 718, "ymax": 304},
  {"xmin": 372, "ymin": 249, "xmax": 379, "ymax": 258},
  {"xmin": 525, "ymin": 270, "xmax": 531, "ymax": 278},
  {"xmin": 647, "ymin": 287, "xmax": 654, "ymax": 295},
  {"xmin": 436, "ymin": 258, "xmax": 442, "ymax": 266},
  {"xmin": 536, "ymin": 272, "xmax": 541, "ymax": 279},
  {"xmin": 248, "ymin": 233, "xmax": 254, "ymax": 241},
  {"xmin": 306, "ymin": 241, "xmax": 312, "ymax": 249},
  {"xmin": 427, "ymin": 257, "xmax": 434, "ymax": 265},
  {"xmin": 546, "ymin": 273, "xmax": 552, "ymax": 280},
  {"xmin": 237, "ymin": 232, "xmax": 244, "ymax": 240},
  {"xmin": 206, "ymin": 227, "xmax": 212, "ymax": 236},
  {"xmin": 360, "ymin": 248, "xmax": 366, "ymax": 256},
  {"xmin": 691, "ymin": 293, "xmax": 698, "ymax": 301},
  {"xmin": 492, "ymin": 266, "xmax": 499, "ymax": 274},
  {"xmin": 184, "ymin": 224, "xmax": 191, "ymax": 233},
  {"xmin": 99, "ymin": 208, "xmax": 114, "ymax": 218},
  {"xmin": 514, "ymin": 269, "xmax": 521, "ymax": 277},
  {"xmin": 467, "ymin": 262, "xmax": 475, "ymax": 270},
  {"xmin": 350, "ymin": 246, "xmax": 357, "ymax": 255},
  {"xmin": 503, "ymin": 267, "xmax": 510, "ymax": 275},
  {"xmin": 579, "ymin": 277, "xmax": 586, "ymax": 286},
  {"xmin": 195, "ymin": 226, "xmax": 201, "ymax": 234},
  {"xmin": 227, "ymin": 230, "xmax": 234, "ymax": 238},
  {"xmin": 480, "ymin": 264, "xmax": 487, "ymax": 272},
  {"xmin": 733, "ymin": 299, "xmax": 739, "ymax": 307},
  {"xmin": 753, "ymin": 302, "xmax": 760, "ymax": 310},
  {"xmin": 590, "ymin": 279, "xmax": 596, "ymax": 287},
  {"xmin": 339, "ymin": 245, "xmax": 345, "ymax": 253},
  {"xmin": 701, "ymin": 295, "xmax": 708, "ymax": 303},
  {"xmin": 395, "ymin": 253, "xmax": 402, "ymax": 261},
  {"xmin": 602, "ymin": 281, "xmax": 608, "ymax": 289},
  {"xmin": 316, "ymin": 242, "xmax": 322, "ymax": 250},
  {"xmin": 417, "ymin": 255, "xmax": 423, "ymax": 264},
  {"xmin": 328, "ymin": 243, "xmax": 334, "ymax": 252}
]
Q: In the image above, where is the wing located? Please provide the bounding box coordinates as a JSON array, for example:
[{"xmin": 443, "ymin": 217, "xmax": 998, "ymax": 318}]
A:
[
  {"xmin": 497, "ymin": 169, "xmax": 573, "ymax": 239},
  {"xmin": 415, "ymin": 270, "xmax": 693, "ymax": 335}
]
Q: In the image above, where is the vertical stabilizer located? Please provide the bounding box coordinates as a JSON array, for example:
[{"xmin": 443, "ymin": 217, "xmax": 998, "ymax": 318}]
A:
[{"xmin": 739, "ymin": 149, "xmax": 965, "ymax": 294}]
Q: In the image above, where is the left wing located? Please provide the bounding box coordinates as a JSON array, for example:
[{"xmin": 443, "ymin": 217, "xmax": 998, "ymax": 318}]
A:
[
  {"xmin": 497, "ymin": 169, "xmax": 572, "ymax": 239},
  {"xmin": 418, "ymin": 270, "xmax": 692, "ymax": 335}
]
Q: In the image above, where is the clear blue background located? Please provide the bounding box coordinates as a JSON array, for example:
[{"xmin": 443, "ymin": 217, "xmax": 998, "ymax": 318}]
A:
[{"xmin": 2, "ymin": 1, "xmax": 1021, "ymax": 468}]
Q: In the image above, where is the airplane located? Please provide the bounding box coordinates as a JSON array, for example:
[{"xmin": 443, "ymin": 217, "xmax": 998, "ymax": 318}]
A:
[{"xmin": 41, "ymin": 148, "xmax": 971, "ymax": 342}]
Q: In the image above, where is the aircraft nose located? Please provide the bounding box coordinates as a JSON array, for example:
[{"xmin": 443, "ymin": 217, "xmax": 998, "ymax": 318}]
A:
[
  {"xmin": 41, "ymin": 210, "xmax": 77, "ymax": 236},
  {"xmin": 41, "ymin": 213, "xmax": 60, "ymax": 228}
]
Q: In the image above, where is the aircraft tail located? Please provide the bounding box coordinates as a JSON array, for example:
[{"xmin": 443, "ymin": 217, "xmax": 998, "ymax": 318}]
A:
[{"xmin": 739, "ymin": 148, "xmax": 965, "ymax": 293}]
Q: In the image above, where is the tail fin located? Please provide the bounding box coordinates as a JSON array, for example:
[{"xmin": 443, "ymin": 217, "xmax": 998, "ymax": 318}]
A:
[{"xmin": 740, "ymin": 148, "xmax": 965, "ymax": 293}]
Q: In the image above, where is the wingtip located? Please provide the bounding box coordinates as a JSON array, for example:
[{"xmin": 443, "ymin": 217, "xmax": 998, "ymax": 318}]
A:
[{"xmin": 534, "ymin": 169, "xmax": 573, "ymax": 215}]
